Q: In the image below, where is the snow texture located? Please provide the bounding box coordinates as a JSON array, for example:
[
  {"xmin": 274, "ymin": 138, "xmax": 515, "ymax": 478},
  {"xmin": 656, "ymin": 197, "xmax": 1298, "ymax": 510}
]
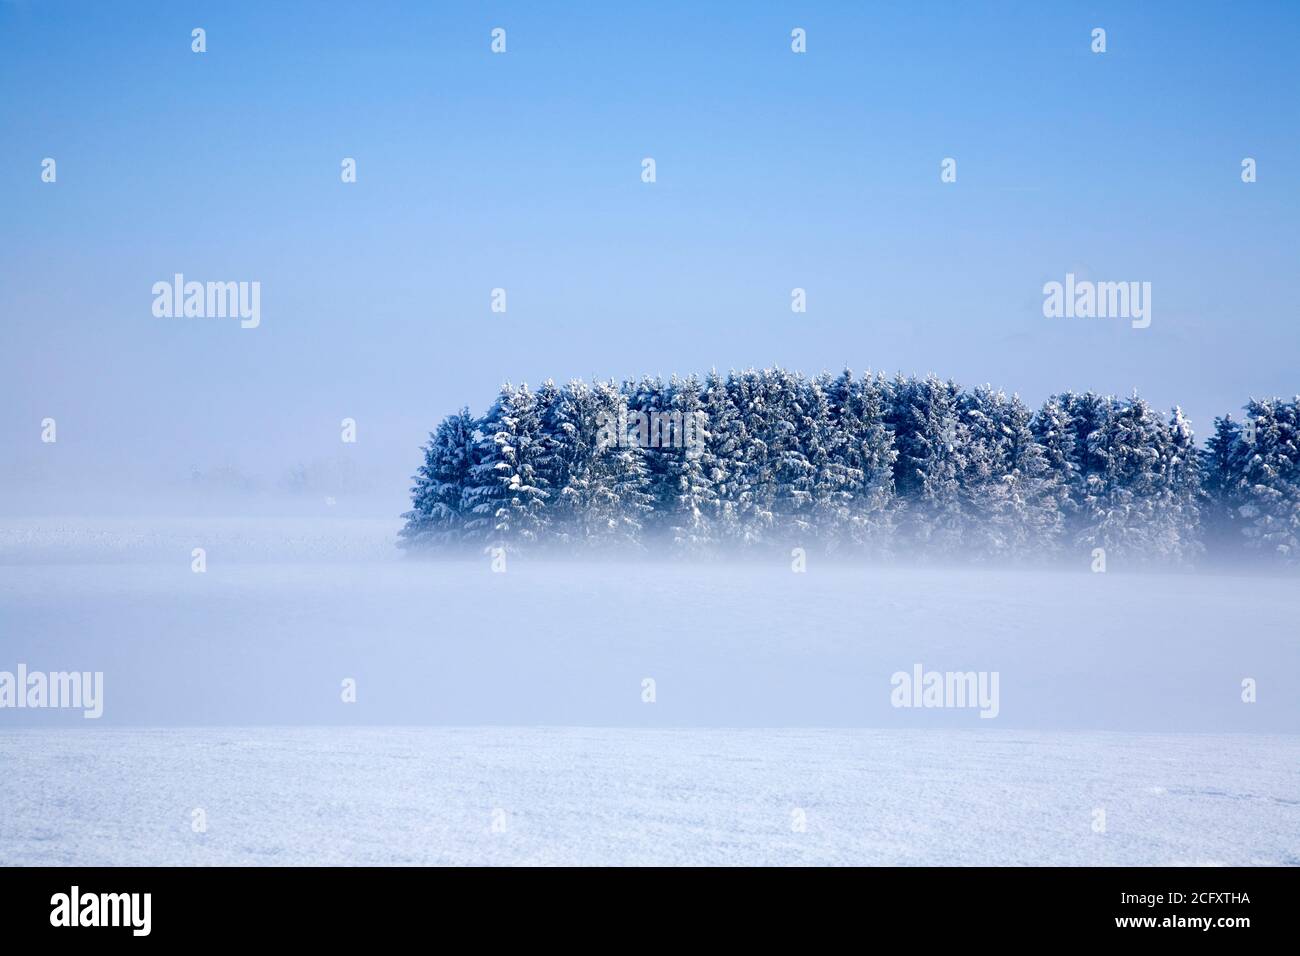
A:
[{"xmin": 1, "ymin": 727, "xmax": 1296, "ymax": 866}]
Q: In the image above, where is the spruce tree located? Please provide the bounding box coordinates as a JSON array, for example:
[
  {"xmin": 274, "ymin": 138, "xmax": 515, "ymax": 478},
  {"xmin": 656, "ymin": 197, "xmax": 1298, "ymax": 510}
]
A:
[
  {"xmin": 1078, "ymin": 394, "xmax": 1177, "ymax": 563},
  {"xmin": 845, "ymin": 372, "xmax": 898, "ymax": 555},
  {"xmin": 399, "ymin": 408, "xmax": 476, "ymax": 550},
  {"xmin": 584, "ymin": 380, "xmax": 655, "ymax": 549},
  {"xmin": 461, "ymin": 382, "xmax": 552, "ymax": 551},
  {"xmin": 1201, "ymin": 415, "xmax": 1246, "ymax": 558},
  {"xmin": 729, "ymin": 368, "xmax": 775, "ymax": 546},
  {"xmin": 887, "ymin": 374, "xmax": 967, "ymax": 557},
  {"xmin": 805, "ymin": 372, "xmax": 855, "ymax": 551},
  {"xmin": 662, "ymin": 374, "xmax": 717, "ymax": 552},
  {"xmin": 700, "ymin": 369, "xmax": 744, "ymax": 546},
  {"xmin": 1166, "ymin": 406, "xmax": 1204, "ymax": 563},
  {"xmin": 1236, "ymin": 397, "xmax": 1300, "ymax": 563},
  {"xmin": 544, "ymin": 380, "xmax": 603, "ymax": 544},
  {"xmin": 1031, "ymin": 395, "xmax": 1081, "ymax": 538},
  {"xmin": 766, "ymin": 368, "xmax": 815, "ymax": 541},
  {"xmin": 961, "ymin": 387, "xmax": 1060, "ymax": 558}
]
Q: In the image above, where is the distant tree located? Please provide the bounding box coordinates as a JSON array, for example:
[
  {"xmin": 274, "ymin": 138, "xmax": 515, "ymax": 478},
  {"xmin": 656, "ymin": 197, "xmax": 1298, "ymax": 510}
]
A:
[
  {"xmin": 1200, "ymin": 414, "xmax": 1246, "ymax": 558},
  {"xmin": 802, "ymin": 373, "xmax": 854, "ymax": 550},
  {"xmin": 585, "ymin": 381, "xmax": 655, "ymax": 549},
  {"xmin": 533, "ymin": 378, "xmax": 566, "ymax": 516},
  {"xmin": 1030, "ymin": 395, "xmax": 1081, "ymax": 537},
  {"xmin": 1235, "ymin": 398, "xmax": 1300, "ymax": 563},
  {"xmin": 541, "ymin": 380, "xmax": 600, "ymax": 544},
  {"xmin": 887, "ymin": 375, "xmax": 967, "ymax": 557},
  {"xmin": 622, "ymin": 375, "xmax": 675, "ymax": 535},
  {"xmin": 727, "ymin": 369, "xmax": 776, "ymax": 546},
  {"xmin": 765, "ymin": 368, "xmax": 815, "ymax": 542},
  {"xmin": 399, "ymin": 408, "xmax": 476, "ymax": 549},
  {"xmin": 832, "ymin": 371, "xmax": 898, "ymax": 556},
  {"xmin": 960, "ymin": 387, "xmax": 1061, "ymax": 559},
  {"xmin": 1076, "ymin": 394, "xmax": 1195, "ymax": 565},
  {"xmin": 1166, "ymin": 406, "xmax": 1204, "ymax": 563},
  {"xmin": 1036, "ymin": 391, "xmax": 1125, "ymax": 559},
  {"xmin": 700, "ymin": 369, "xmax": 744, "ymax": 545},
  {"xmin": 661, "ymin": 374, "xmax": 717, "ymax": 552},
  {"xmin": 461, "ymin": 383, "xmax": 551, "ymax": 551}
]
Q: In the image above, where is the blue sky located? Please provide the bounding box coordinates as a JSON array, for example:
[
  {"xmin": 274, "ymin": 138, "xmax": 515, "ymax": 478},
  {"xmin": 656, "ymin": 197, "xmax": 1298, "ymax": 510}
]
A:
[{"xmin": 2, "ymin": 1, "xmax": 1298, "ymax": 512}]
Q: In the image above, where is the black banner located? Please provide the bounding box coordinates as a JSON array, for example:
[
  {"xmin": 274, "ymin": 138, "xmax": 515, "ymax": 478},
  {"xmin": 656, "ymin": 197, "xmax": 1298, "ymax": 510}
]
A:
[{"xmin": 0, "ymin": 866, "xmax": 1285, "ymax": 941}]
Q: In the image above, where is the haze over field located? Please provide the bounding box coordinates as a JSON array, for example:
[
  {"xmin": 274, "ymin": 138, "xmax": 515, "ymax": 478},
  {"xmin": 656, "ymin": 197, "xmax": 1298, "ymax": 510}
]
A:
[{"xmin": 1, "ymin": 517, "xmax": 1296, "ymax": 731}]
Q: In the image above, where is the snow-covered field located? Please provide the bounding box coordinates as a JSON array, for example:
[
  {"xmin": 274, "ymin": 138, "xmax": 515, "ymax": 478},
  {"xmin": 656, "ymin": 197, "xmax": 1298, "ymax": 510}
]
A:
[
  {"xmin": 2, "ymin": 727, "xmax": 1297, "ymax": 866},
  {"xmin": 0, "ymin": 517, "xmax": 1297, "ymax": 864}
]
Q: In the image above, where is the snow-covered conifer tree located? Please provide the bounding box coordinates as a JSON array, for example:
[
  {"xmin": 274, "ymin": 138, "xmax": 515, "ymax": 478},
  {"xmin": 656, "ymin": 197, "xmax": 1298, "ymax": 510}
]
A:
[
  {"xmin": 1030, "ymin": 395, "xmax": 1081, "ymax": 536},
  {"xmin": 887, "ymin": 374, "xmax": 967, "ymax": 556},
  {"xmin": 399, "ymin": 408, "xmax": 476, "ymax": 549},
  {"xmin": 533, "ymin": 378, "xmax": 567, "ymax": 510},
  {"xmin": 1077, "ymin": 394, "xmax": 1179, "ymax": 563},
  {"xmin": 623, "ymin": 375, "xmax": 674, "ymax": 534},
  {"xmin": 804, "ymin": 372, "xmax": 855, "ymax": 551},
  {"xmin": 542, "ymin": 379, "xmax": 602, "ymax": 543},
  {"xmin": 583, "ymin": 380, "xmax": 655, "ymax": 548},
  {"xmin": 832, "ymin": 371, "xmax": 898, "ymax": 555},
  {"xmin": 1235, "ymin": 397, "xmax": 1300, "ymax": 563},
  {"xmin": 1200, "ymin": 414, "xmax": 1246, "ymax": 558},
  {"xmin": 960, "ymin": 387, "xmax": 1061, "ymax": 558},
  {"xmin": 728, "ymin": 369, "xmax": 775, "ymax": 546},
  {"xmin": 460, "ymin": 382, "xmax": 552, "ymax": 551},
  {"xmin": 661, "ymin": 374, "xmax": 717, "ymax": 552},
  {"xmin": 1166, "ymin": 406, "xmax": 1204, "ymax": 563},
  {"xmin": 765, "ymin": 368, "xmax": 815, "ymax": 541},
  {"xmin": 700, "ymin": 369, "xmax": 744, "ymax": 546},
  {"xmin": 1036, "ymin": 391, "xmax": 1111, "ymax": 553}
]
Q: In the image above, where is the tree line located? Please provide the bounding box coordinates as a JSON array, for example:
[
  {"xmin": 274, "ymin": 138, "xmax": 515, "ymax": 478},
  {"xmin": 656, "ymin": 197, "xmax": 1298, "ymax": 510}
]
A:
[{"xmin": 399, "ymin": 368, "xmax": 1299, "ymax": 568}]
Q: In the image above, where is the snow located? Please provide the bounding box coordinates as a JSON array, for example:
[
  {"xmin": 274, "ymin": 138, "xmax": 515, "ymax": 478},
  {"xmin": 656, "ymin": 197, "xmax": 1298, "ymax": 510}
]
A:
[{"xmin": 1, "ymin": 727, "xmax": 1296, "ymax": 866}]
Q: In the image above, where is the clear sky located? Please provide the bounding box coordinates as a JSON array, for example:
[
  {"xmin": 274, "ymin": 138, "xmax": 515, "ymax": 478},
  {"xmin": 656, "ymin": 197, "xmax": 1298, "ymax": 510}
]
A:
[{"xmin": 2, "ymin": 1, "xmax": 1298, "ymax": 514}]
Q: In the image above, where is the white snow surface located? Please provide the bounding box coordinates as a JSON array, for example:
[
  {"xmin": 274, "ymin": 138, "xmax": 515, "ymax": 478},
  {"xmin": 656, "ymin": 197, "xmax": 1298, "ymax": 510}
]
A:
[{"xmin": 1, "ymin": 727, "xmax": 1296, "ymax": 866}]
